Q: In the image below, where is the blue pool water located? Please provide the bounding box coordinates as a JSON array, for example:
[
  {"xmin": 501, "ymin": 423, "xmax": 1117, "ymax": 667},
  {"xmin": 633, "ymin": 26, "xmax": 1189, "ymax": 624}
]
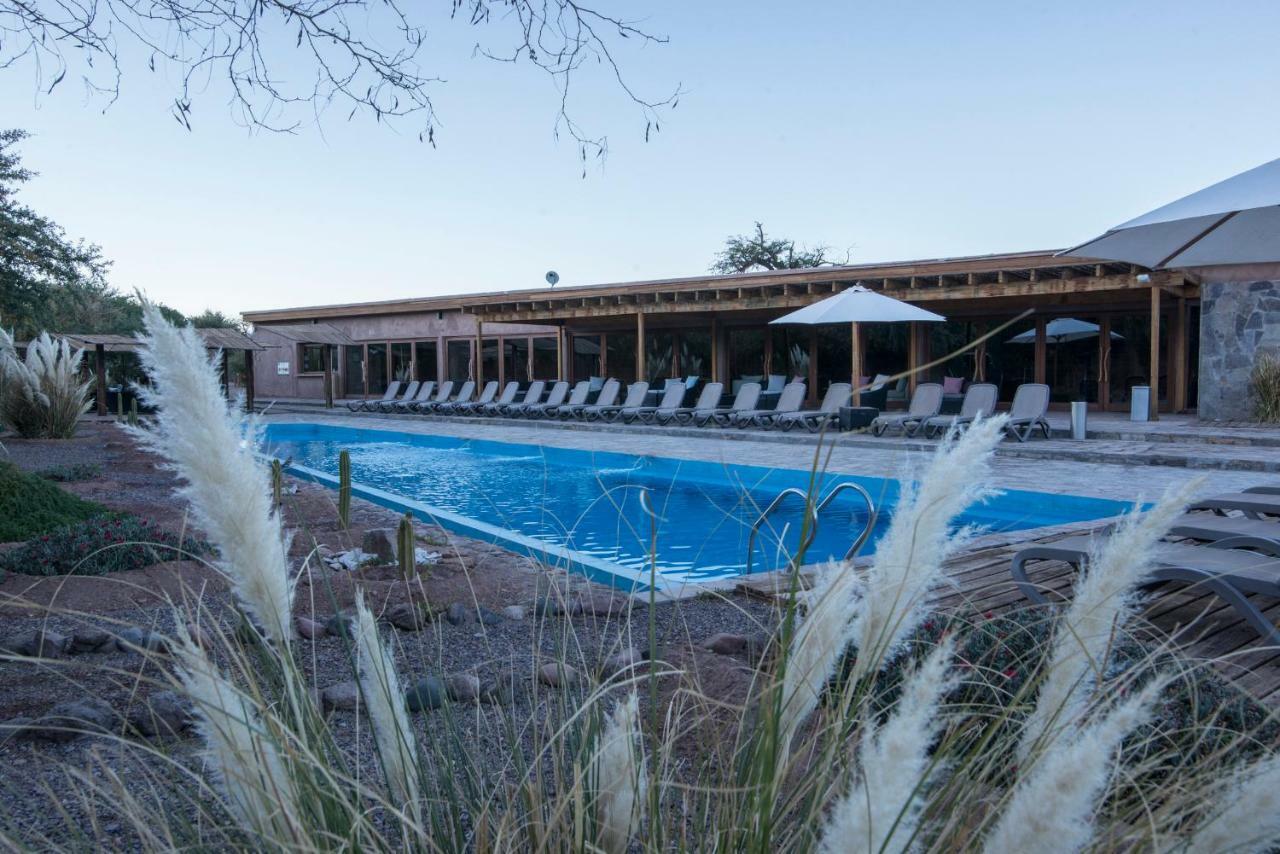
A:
[{"xmin": 264, "ymin": 423, "xmax": 1133, "ymax": 590}]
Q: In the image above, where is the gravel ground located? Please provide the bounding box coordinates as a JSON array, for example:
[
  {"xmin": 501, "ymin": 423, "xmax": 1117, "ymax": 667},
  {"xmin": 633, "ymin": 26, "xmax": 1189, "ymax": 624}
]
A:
[{"xmin": 0, "ymin": 422, "xmax": 781, "ymax": 848}]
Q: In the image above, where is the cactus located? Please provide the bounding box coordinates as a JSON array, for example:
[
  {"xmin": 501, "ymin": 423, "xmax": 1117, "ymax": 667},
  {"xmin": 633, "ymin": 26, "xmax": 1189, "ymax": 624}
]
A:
[
  {"xmin": 397, "ymin": 512, "xmax": 416, "ymax": 578},
  {"xmin": 128, "ymin": 398, "xmax": 139, "ymax": 426},
  {"xmin": 270, "ymin": 459, "xmax": 283, "ymax": 506},
  {"xmin": 338, "ymin": 450, "xmax": 352, "ymax": 529},
  {"xmin": 116, "ymin": 391, "xmax": 124, "ymax": 420}
]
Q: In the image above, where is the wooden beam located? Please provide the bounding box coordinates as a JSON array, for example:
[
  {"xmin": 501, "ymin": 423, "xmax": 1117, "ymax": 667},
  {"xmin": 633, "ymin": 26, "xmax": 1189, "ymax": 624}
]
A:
[
  {"xmin": 851, "ymin": 322, "xmax": 862, "ymax": 406},
  {"xmin": 908, "ymin": 322, "xmax": 921, "ymax": 396},
  {"xmin": 1172, "ymin": 296, "xmax": 1188, "ymax": 413},
  {"xmin": 245, "ymin": 349, "xmax": 256, "ymax": 412},
  {"xmin": 95, "ymin": 344, "xmax": 107, "ymax": 417},
  {"xmin": 1149, "ymin": 286, "xmax": 1161, "ymax": 421},
  {"xmin": 635, "ymin": 311, "xmax": 646, "ymax": 383},
  {"xmin": 807, "ymin": 329, "xmax": 818, "ymax": 404},
  {"xmin": 710, "ymin": 316, "xmax": 721, "ymax": 384},
  {"xmin": 475, "ymin": 320, "xmax": 483, "ymax": 385},
  {"xmin": 1034, "ymin": 317, "xmax": 1047, "ymax": 385},
  {"xmin": 556, "ymin": 326, "xmax": 564, "ymax": 382},
  {"xmin": 323, "ymin": 345, "xmax": 333, "ymax": 409},
  {"xmin": 1097, "ymin": 317, "xmax": 1111, "ymax": 411}
]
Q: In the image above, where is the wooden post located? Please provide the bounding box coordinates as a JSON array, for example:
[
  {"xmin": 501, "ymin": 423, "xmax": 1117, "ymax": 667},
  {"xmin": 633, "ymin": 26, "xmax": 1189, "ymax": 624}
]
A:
[
  {"xmin": 1149, "ymin": 286, "xmax": 1161, "ymax": 421},
  {"xmin": 556, "ymin": 327, "xmax": 564, "ymax": 382},
  {"xmin": 475, "ymin": 320, "xmax": 484, "ymax": 385},
  {"xmin": 220, "ymin": 351, "xmax": 230, "ymax": 398},
  {"xmin": 850, "ymin": 322, "xmax": 863, "ymax": 406},
  {"xmin": 1172, "ymin": 296, "xmax": 1188, "ymax": 413},
  {"xmin": 244, "ymin": 349, "xmax": 256, "ymax": 412},
  {"xmin": 972, "ymin": 321, "xmax": 987, "ymax": 383},
  {"xmin": 635, "ymin": 312, "xmax": 646, "ymax": 383},
  {"xmin": 1097, "ymin": 317, "xmax": 1111, "ymax": 411},
  {"xmin": 1033, "ymin": 317, "xmax": 1047, "ymax": 385},
  {"xmin": 323, "ymin": 344, "xmax": 334, "ymax": 408},
  {"xmin": 908, "ymin": 322, "xmax": 921, "ymax": 395},
  {"xmin": 710, "ymin": 317, "xmax": 720, "ymax": 384},
  {"xmin": 95, "ymin": 344, "xmax": 108, "ymax": 416},
  {"xmin": 807, "ymin": 329, "xmax": 818, "ymax": 404}
]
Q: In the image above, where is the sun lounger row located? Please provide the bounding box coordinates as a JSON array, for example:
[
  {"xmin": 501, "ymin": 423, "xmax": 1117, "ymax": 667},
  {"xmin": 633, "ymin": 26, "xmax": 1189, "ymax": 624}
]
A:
[
  {"xmin": 871, "ymin": 382, "xmax": 1051, "ymax": 442},
  {"xmin": 1011, "ymin": 485, "xmax": 1280, "ymax": 646}
]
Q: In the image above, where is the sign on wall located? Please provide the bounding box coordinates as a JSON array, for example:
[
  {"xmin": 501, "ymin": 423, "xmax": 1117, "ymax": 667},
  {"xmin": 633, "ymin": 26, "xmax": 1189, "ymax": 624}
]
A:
[{"xmin": 277, "ymin": 362, "xmax": 291, "ymax": 376}]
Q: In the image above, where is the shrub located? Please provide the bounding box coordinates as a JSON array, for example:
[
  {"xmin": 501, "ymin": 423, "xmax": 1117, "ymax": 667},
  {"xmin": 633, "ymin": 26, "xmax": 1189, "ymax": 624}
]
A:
[
  {"xmin": 0, "ymin": 514, "xmax": 211, "ymax": 576},
  {"xmin": 0, "ymin": 330, "xmax": 92, "ymax": 438},
  {"xmin": 1251, "ymin": 352, "xmax": 1280, "ymax": 422},
  {"xmin": 36, "ymin": 462, "xmax": 102, "ymax": 482},
  {"xmin": 0, "ymin": 460, "xmax": 105, "ymax": 542}
]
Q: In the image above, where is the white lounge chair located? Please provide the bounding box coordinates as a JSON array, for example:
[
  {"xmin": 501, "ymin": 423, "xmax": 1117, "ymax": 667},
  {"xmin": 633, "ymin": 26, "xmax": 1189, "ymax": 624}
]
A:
[
  {"xmin": 731, "ymin": 382, "xmax": 806, "ymax": 428},
  {"xmin": 542, "ymin": 381, "xmax": 590, "ymax": 419},
  {"xmin": 381, "ymin": 381, "xmax": 431, "ymax": 412},
  {"xmin": 660, "ymin": 382, "xmax": 723, "ymax": 425},
  {"xmin": 495, "ymin": 381, "xmax": 544, "ymax": 417},
  {"xmin": 418, "ymin": 380, "xmax": 470, "ymax": 413},
  {"xmin": 590, "ymin": 382, "xmax": 649, "ymax": 422},
  {"xmin": 372, "ymin": 380, "xmax": 420, "ymax": 413},
  {"xmin": 871, "ymin": 383, "xmax": 943, "ymax": 437},
  {"xmin": 347, "ymin": 380, "xmax": 401, "ymax": 412},
  {"xmin": 571, "ymin": 379, "xmax": 622, "ymax": 420},
  {"xmin": 922, "ymin": 383, "xmax": 998, "ymax": 437},
  {"xmin": 705, "ymin": 383, "xmax": 761, "ymax": 427},
  {"xmin": 442, "ymin": 380, "xmax": 497, "ymax": 415},
  {"xmin": 1004, "ymin": 383, "xmax": 1051, "ymax": 442},
  {"xmin": 406, "ymin": 380, "xmax": 453, "ymax": 412},
  {"xmin": 770, "ymin": 383, "xmax": 851, "ymax": 432},
  {"xmin": 478, "ymin": 382, "xmax": 521, "ymax": 416},
  {"xmin": 625, "ymin": 383, "xmax": 686, "ymax": 424},
  {"xmin": 513, "ymin": 381, "xmax": 569, "ymax": 418}
]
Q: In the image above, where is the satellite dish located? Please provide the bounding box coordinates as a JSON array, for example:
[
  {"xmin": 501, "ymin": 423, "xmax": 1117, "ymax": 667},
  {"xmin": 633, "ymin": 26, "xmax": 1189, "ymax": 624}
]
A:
[{"xmin": 545, "ymin": 270, "xmax": 560, "ymax": 286}]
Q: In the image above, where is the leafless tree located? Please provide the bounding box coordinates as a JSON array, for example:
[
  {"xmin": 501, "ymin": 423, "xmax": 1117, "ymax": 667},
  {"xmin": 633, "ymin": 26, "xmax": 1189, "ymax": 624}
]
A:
[{"xmin": 0, "ymin": 0, "xmax": 680, "ymax": 160}]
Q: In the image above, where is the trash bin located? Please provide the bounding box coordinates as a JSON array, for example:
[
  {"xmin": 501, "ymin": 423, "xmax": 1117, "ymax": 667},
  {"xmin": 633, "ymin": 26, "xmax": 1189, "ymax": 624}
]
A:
[
  {"xmin": 1130, "ymin": 385, "xmax": 1150, "ymax": 422},
  {"xmin": 1070, "ymin": 401, "xmax": 1088, "ymax": 440}
]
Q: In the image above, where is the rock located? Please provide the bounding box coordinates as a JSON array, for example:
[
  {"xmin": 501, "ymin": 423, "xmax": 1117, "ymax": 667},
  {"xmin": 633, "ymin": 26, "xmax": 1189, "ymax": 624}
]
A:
[
  {"xmin": 445, "ymin": 674, "xmax": 481, "ymax": 704},
  {"xmin": 501, "ymin": 605, "xmax": 526, "ymax": 622},
  {"xmin": 743, "ymin": 632, "xmax": 772, "ymax": 665},
  {"xmin": 321, "ymin": 681, "xmax": 361, "ymax": 714},
  {"xmin": 414, "ymin": 548, "xmax": 442, "ymax": 566},
  {"xmin": 69, "ymin": 628, "xmax": 114, "ymax": 654},
  {"xmin": 538, "ymin": 662, "xmax": 580, "ymax": 689},
  {"xmin": 328, "ymin": 549, "xmax": 376, "ymax": 572},
  {"xmin": 405, "ymin": 676, "xmax": 446, "ymax": 712},
  {"xmin": 577, "ymin": 589, "xmax": 633, "ymax": 618},
  {"xmin": 603, "ymin": 647, "xmax": 646, "ymax": 676},
  {"xmin": 361, "ymin": 529, "xmax": 396, "ymax": 564},
  {"xmin": 127, "ymin": 691, "xmax": 193, "ymax": 738},
  {"xmin": 325, "ymin": 612, "xmax": 353, "ymax": 639},
  {"xmin": 2, "ymin": 629, "xmax": 71, "ymax": 659},
  {"xmin": 703, "ymin": 633, "xmax": 750, "ymax": 656},
  {"xmin": 479, "ymin": 670, "xmax": 519, "ymax": 705},
  {"xmin": 445, "ymin": 602, "xmax": 469, "ymax": 626},
  {"xmin": 186, "ymin": 622, "xmax": 214, "ymax": 650},
  {"xmin": 384, "ymin": 602, "xmax": 433, "ymax": 632},
  {"xmin": 115, "ymin": 627, "xmax": 168, "ymax": 654},
  {"xmin": 534, "ymin": 595, "xmax": 581, "ymax": 618},
  {"xmin": 296, "ymin": 616, "xmax": 328, "ymax": 640},
  {"xmin": 476, "ymin": 607, "xmax": 504, "ymax": 626},
  {"xmin": 25, "ymin": 698, "xmax": 117, "ymax": 743}
]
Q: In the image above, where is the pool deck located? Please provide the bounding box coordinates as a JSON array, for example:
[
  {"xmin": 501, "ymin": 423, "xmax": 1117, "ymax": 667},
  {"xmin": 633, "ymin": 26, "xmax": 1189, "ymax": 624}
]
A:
[{"xmin": 263, "ymin": 407, "xmax": 1280, "ymax": 703}]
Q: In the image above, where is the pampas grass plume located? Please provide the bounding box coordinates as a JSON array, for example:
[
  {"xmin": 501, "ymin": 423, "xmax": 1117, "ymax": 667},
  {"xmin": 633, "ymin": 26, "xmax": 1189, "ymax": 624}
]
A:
[
  {"xmin": 594, "ymin": 692, "xmax": 647, "ymax": 854},
  {"xmin": 353, "ymin": 594, "xmax": 420, "ymax": 816},
  {"xmin": 1185, "ymin": 754, "xmax": 1280, "ymax": 853}
]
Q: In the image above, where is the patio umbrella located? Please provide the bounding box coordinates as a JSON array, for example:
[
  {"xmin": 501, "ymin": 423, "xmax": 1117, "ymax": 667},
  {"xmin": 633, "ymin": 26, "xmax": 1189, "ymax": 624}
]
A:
[
  {"xmin": 770, "ymin": 285, "xmax": 945, "ymax": 403},
  {"xmin": 1007, "ymin": 318, "xmax": 1124, "ymax": 345},
  {"xmin": 1062, "ymin": 156, "xmax": 1280, "ymax": 268}
]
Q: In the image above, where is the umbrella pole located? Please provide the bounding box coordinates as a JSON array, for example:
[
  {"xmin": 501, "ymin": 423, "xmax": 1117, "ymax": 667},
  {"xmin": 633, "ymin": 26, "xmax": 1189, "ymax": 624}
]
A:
[{"xmin": 850, "ymin": 322, "xmax": 862, "ymax": 406}]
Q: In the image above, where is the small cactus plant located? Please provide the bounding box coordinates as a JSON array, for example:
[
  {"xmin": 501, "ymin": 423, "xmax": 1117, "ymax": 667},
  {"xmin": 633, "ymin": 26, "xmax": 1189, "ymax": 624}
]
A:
[
  {"xmin": 270, "ymin": 459, "xmax": 284, "ymax": 506},
  {"xmin": 397, "ymin": 512, "xmax": 416, "ymax": 578},
  {"xmin": 338, "ymin": 450, "xmax": 352, "ymax": 529},
  {"xmin": 128, "ymin": 398, "xmax": 139, "ymax": 426},
  {"xmin": 116, "ymin": 391, "xmax": 125, "ymax": 420}
]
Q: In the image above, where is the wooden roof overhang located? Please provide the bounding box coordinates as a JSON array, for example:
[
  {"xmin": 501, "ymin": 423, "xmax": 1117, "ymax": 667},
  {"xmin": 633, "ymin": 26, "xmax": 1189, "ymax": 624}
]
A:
[
  {"xmin": 55, "ymin": 330, "xmax": 265, "ymax": 352},
  {"xmin": 249, "ymin": 323, "xmax": 356, "ymax": 346}
]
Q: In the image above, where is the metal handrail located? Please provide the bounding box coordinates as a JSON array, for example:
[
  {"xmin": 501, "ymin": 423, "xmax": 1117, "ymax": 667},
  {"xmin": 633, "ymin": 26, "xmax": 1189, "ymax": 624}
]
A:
[{"xmin": 744, "ymin": 482, "xmax": 877, "ymax": 573}]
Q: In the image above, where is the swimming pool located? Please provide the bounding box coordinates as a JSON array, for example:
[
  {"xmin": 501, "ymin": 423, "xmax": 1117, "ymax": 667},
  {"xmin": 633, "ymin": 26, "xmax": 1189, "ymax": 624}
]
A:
[{"xmin": 265, "ymin": 423, "xmax": 1133, "ymax": 591}]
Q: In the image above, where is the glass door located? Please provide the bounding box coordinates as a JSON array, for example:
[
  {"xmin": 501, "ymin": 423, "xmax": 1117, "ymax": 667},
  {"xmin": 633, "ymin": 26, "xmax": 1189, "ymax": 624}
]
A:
[
  {"xmin": 343, "ymin": 346, "xmax": 364, "ymax": 396},
  {"xmin": 367, "ymin": 343, "xmax": 388, "ymax": 395}
]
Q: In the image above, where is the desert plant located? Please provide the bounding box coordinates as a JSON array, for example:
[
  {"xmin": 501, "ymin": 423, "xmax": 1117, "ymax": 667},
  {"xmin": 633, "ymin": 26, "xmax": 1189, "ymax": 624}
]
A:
[
  {"xmin": 0, "ymin": 459, "xmax": 105, "ymax": 541},
  {"xmin": 397, "ymin": 512, "xmax": 416, "ymax": 578},
  {"xmin": 0, "ymin": 513, "xmax": 210, "ymax": 575},
  {"xmin": 270, "ymin": 458, "xmax": 283, "ymax": 506},
  {"xmin": 0, "ymin": 329, "xmax": 92, "ymax": 438},
  {"xmin": 1250, "ymin": 352, "xmax": 1280, "ymax": 422},
  {"xmin": 338, "ymin": 449, "xmax": 352, "ymax": 529},
  {"xmin": 35, "ymin": 462, "xmax": 101, "ymax": 482}
]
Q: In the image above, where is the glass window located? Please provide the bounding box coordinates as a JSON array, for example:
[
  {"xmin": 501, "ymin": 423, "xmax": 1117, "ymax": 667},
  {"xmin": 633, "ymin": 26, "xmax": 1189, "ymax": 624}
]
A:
[
  {"xmin": 864, "ymin": 324, "xmax": 908, "ymax": 384},
  {"xmin": 679, "ymin": 331, "xmax": 712, "ymax": 381},
  {"xmin": 481, "ymin": 338, "xmax": 499, "ymax": 384},
  {"xmin": 414, "ymin": 341, "xmax": 438, "ymax": 383},
  {"xmin": 446, "ymin": 340, "xmax": 472, "ymax": 382},
  {"xmin": 532, "ymin": 337, "xmax": 558, "ymax": 379},
  {"xmin": 299, "ymin": 343, "xmax": 327, "ymax": 373},
  {"xmin": 390, "ymin": 342, "xmax": 412, "ymax": 383},
  {"xmin": 769, "ymin": 328, "xmax": 809, "ymax": 381},
  {"xmin": 984, "ymin": 318, "xmax": 1036, "ymax": 402},
  {"xmin": 1110, "ymin": 313, "xmax": 1167, "ymax": 406},
  {"xmin": 504, "ymin": 337, "xmax": 530, "ymax": 384},
  {"xmin": 367, "ymin": 343, "xmax": 388, "ymax": 395},
  {"xmin": 606, "ymin": 332, "xmax": 636, "ymax": 382},
  {"xmin": 571, "ymin": 334, "xmax": 601, "ymax": 382},
  {"xmin": 727, "ymin": 328, "xmax": 765, "ymax": 383},
  {"xmin": 815, "ymin": 326, "xmax": 852, "ymax": 392},
  {"xmin": 646, "ymin": 332, "xmax": 676, "ymax": 384},
  {"xmin": 343, "ymin": 346, "xmax": 364, "ymax": 396}
]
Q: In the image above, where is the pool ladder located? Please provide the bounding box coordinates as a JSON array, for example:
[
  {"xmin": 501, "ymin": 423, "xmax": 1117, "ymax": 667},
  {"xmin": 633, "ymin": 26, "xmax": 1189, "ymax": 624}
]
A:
[{"xmin": 744, "ymin": 482, "xmax": 877, "ymax": 574}]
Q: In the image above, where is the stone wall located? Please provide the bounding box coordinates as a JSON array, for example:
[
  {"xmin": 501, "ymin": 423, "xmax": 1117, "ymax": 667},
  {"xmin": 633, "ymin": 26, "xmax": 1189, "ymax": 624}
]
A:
[{"xmin": 1199, "ymin": 279, "xmax": 1280, "ymax": 421}]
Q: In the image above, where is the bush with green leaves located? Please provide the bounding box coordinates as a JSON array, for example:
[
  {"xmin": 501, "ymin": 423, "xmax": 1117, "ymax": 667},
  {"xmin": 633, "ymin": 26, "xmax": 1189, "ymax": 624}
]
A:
[
  {"xmin": 35, "ymin": 462, "xmax": 101, "ymax": 482},
  {"xmin": 1251, "ymin": 352, "xmax": 1280, "ymax": 422},
  {"xmin": 0, "ymin": 459, "xmax": 104, "ymax": 541},
  {"xmin": 0, "ymin": 514, "xmax": 211, "ymax": 576}
]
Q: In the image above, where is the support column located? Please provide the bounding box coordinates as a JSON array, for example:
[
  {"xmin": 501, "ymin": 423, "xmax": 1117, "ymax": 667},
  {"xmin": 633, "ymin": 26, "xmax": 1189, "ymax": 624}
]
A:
[
  {"xmin": 220, "ymin": 351, "xmax": 230, "ymax": 399},
  {"xmin": 807, "ymin": 329, "xmax": 818, "ymax": 404},
  {"xmin": 95, "ymin": 344, "xmax": 108, "ymax": 416},
  {"xmin": 1033, "ymin": 317, "xmax": 1047, "ymax": 385},
  {"xmin": 850, "ymin": 322, "xmax": 863, "ymax": 406},
  {"xmin": 323, "ymin": 345, "xmax": 334, "ymax": 409},
  {"xmin": 635, "ymin": 312, "xmax": 646, "ymax": 383},
  {"xmin": 1097, "ymin": 317, "xmax": 1111, "ymax": 411},
  {"xmin": 475, "ymin": 320, "xmax": 484, "ymax": 385},
  {"xmin": 710, "ymin": 316, "xmax": 721, "ymax": 384},
  {"xmin": 244, "ymin": 349, "xmax": 256, "ymax": 413},
  {"xmin": 972, "ymin": 322, "xmax": 987, "ymax": 383},
  {"xmin": 1149, "ymin": 286, "xmax": 1162, "ymax": 421},
  {"xmin": 1172, "ymin": 296, "xmax": 1188, "ymax": 413},
  {"xmin": 556, "ymin": 327, "xmax": 565, "ymax": 382},
  {"xmin": 908, "ymin": 322, "xmax": 921, "ymax": 396}
]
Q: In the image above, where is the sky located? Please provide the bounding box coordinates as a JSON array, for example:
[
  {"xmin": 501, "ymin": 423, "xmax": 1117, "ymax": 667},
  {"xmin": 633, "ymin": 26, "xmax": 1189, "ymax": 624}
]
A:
[{"xmin": 3, "ymin": 1, "xmax": 1280, "ymax": 318}]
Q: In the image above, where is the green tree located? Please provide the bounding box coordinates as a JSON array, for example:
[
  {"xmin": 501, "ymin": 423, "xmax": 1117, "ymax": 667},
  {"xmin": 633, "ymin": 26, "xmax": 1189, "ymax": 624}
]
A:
[
  {"xmin": 710, "ymin": 222, "xmax": 847, "ymax": 274},
  {"xmin": 189, "ymin": 310, "xmax": 245, "ymax": 331}
]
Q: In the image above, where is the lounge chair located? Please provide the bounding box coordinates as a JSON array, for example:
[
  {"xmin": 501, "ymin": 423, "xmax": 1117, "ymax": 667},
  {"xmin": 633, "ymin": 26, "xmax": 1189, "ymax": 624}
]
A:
[
  {"xmin": 870, "ymin": 383, "xmax": 942, "ymax": 437},
  {"xmin": 1245, "ymin": 485, "xmax": 1280, "ymax": 496},
  {"xmin": 378, "ymin": 380, "xmax": 428, "ymax": 412},
  {"xmin": 1003, "ymin": 383, "xmax": 1052, "ymax": 442},
  {"xmin": 705, "ymin": 383, "xmax": 761, "ymax": 427},
  {"xmin": 1171, "ymin": 512, "xmax": 1280, "ymax": 550},
  {"xmin": 624, "ymin": 383, "xmax": 686, "ymax": 424},
  {"xmin": 1010, "ymin": 534, "xmax": 1280, "ymax": 646},
  {"xmin": 347, "ymin": 380, "xmax": 401, "ymax": 412},
  {"xmin": 660, "ymin": 382, "xmax": 723, "ymax": 425},
  {"xmin": 731, "ymin": 381, "xmax": 806, "ymax": 428},
  {"xmin": 1188, "ymin": 493, "xmax": 1280, "ymax": 519},
  {"xmin": 406, "ymin": 380, "xmax": 453, "ymax": 412},
  {"xmin": 440, "ymin": 380, "xmax": 496, "ymax": 415},
  {"xmin": 513, "ymin": 381, "xmax": 569, "ymax": 418},
  {"xmin": 541, "ymin": 381, "xmax": 590, "ymax": 419},
  {"xmin": 476, "ymin": 381, "xmax": 521, "ymax": 416},
  {"xmin": 418, "ymin": 380, "xmax": 470, "ymax": 413},
  {"xmin": 570, "ymin": 379, "xmax": 622, "ymax": 420},
  {"xmin": 588, "ymin": 382, "xmax": 649, "ymax": 423},
  {"xmin": 921, "ymin": 383, "xmax": 998, "ymax": 438},
  {"xmin": 770, "ymin": 383, "xmax": 852, "ymax": 432},
  {"xmin": 494, "ymin": 381, "xmax": 544, "ymax": 417},
  {"xmin": 372, "ymin": 381, "xmax": 420, "ymax": 413}
]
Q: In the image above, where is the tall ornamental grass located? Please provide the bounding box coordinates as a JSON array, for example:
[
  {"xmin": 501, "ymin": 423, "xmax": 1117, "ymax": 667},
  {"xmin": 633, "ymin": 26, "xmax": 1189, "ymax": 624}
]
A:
[
  {"xmin": 1250, "ymin": 352, "xmax": 1280, "ymax": 422},
  {"xmin": 5, "ymin": 304, "xmax": 1279, "ymax": 853},
  {"xmin": 0, "ymin": 325, "xmax": 92, "ymax": 438}
]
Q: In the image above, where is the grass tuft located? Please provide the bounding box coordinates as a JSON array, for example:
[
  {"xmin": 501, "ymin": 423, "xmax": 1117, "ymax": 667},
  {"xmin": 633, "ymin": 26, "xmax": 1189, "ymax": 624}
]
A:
[{"xmin": 0, "ymin": 460, "xmax": 105, "ymax": 542}]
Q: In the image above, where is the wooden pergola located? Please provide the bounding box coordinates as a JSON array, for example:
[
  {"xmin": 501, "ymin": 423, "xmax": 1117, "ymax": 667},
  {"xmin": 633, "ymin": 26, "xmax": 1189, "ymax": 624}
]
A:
[
  {"xmin": 62, "ymin": 330, "xmax": 266, "ymax": 415},
  {"xmin": 248, "ymin": 323, "xmax": 355, "ymax": 407}
]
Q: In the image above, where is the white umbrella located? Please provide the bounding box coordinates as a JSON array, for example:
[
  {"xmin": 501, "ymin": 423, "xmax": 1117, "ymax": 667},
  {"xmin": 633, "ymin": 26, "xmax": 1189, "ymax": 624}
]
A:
[
  {"xmin": 769, "ymin": 286, "xmax": 944, "ymax": 404},
  {"xmin": 1063, "ymin": 157, "xmax": 1280, "ymax": 268},
  {"xmin": 1007, "ymin": 318, "xmax": 1124, "ymax": 345}
]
